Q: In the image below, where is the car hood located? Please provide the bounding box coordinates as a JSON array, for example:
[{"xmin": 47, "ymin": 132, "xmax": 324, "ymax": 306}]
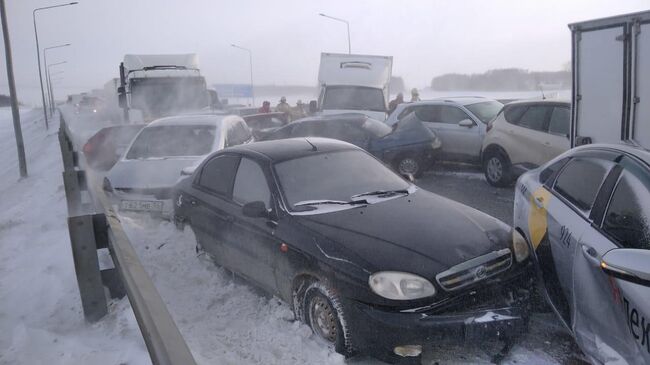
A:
[
  {"xmin": 108, "ymin": 157, "xmax": 202, "ymax": 190},
  {"xmin": 295, "ymin": 189, "xmax": 511, "ymax": 279}
]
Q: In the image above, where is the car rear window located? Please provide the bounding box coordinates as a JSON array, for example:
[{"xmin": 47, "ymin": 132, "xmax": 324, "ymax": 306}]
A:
[{"xmin": 126, "ymin": 125, "xmax": 217, "ymax": 159}]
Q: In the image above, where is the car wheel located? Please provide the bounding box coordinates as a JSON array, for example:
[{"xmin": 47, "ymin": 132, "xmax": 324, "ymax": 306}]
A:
[
  {"xmin": 483, "ymin": 151, "xmax": 511, "ymax": 187},
  {"xmin": 301, "ymin": 281, "xmax": 355, "ymax": 357},
  {"xmin": 395, "ymin": 155, "xmax": 422, "ymax": 178}
]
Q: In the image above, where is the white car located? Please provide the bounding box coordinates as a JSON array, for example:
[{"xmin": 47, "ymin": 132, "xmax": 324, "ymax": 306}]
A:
[
  {"xmin": 385, "ymin": 97, "xmax": 504, "ymax": 164},
  {"xmin": 481, "ymin": 100, "xmax": 570, "ymax": 186},
  {"xmin": 103, "ymin": 114, "xmax": 252, "ymax": 216},
  {"xmin": 513, "ymin": 143, "xmax": 650, "ymax": 364}
]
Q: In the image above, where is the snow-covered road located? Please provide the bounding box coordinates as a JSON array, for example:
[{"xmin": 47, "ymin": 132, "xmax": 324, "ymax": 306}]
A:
[{"xmin": 0, "ymin": 108, "xmax": 585, "ymax": 364}]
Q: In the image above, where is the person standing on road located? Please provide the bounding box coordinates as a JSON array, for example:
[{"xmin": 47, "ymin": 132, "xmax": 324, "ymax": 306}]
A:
[
  {"xmin": 410, "ymin": 88, "xmax": 421, "ymax": 102},
  {"xmin": 276, "ymin": 96, "xmax": 291, "ymax": 122},
  {"xmin": 388, "ymin": 93, "xmax": 404, "ymax": 115},
  {"xmin": 259, "ymin": 101, "xmax": 271, "ymax": 113}
]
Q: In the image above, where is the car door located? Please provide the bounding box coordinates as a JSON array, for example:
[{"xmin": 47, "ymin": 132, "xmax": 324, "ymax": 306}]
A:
[
  {"xmin": 422, "ymin": 105, "xmax": 481, "ymax": 159},
  {"xmin": 539, "ymin": 156, "xmax": 615, "ymax": 325},
  {"xmin": 222, "ymin": 157, "xmax": 281, "ymax": 294},
  {"xmin": 188, "ymin": 154, "xmax": 240, "ymax": 263},
  {"xmin": 506, "ymin": 105, "xmax": 554, "ymax": 167},
  {"xmin": 572, "ymin": 155, "xmax": 650, "ymax": 364},
  {"xmin": 544, "ymin": 106, "xmax": 571, "ymax": 162}
]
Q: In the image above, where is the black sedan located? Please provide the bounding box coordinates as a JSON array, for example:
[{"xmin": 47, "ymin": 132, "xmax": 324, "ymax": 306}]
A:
[
  {"xmin": 256, "ymin": 113, "xmax": 441, "ymax": 177},
  {"xmin": 173, "ymin": 138, "xmax": 532, "ymax": 363}
]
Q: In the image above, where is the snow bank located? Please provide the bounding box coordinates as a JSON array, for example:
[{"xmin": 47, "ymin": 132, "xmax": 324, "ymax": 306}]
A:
[{"xmin": 0, "ymin": 108, "xmax": 150, "ymax": 365}]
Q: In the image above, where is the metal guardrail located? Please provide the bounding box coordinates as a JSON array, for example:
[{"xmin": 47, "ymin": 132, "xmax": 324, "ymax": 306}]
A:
[{"xmin": 58, "ymin": 110, "xmax": 197, "ymax": 365}]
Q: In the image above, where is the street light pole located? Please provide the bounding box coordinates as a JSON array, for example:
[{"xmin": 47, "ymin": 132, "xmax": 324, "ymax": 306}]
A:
[
  {"xmin": 231, "ymin": 44, "xmax": 255, "ymax": 106},
  {"xmin": 44, "ymin": 43, "xmax": 70, "ymax": 116},
  {"xmin": 33, "ymin": 2, "xmax": 78, "ymax": 129},
  {"xmin": 47, "ymin": 61, "xmax": 66, "ymax": 113},
  {"xmin": 1, "ymin": 0, "xmax": 27, "ymax": 177},
  {"xmin": 318, "ymin": 13, "xmax": 351, "ymax": 54}
]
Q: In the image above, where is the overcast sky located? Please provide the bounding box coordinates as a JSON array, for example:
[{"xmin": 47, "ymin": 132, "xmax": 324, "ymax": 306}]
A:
[{"xmin": 1, "ymin": 0, "xmax": 649, "ymax": 104}]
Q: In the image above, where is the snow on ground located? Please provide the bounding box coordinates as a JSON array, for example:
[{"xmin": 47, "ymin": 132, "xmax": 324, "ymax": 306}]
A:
[{"xmin": 0, "ymin": 108, "xmax": 150, "ymax": 365}]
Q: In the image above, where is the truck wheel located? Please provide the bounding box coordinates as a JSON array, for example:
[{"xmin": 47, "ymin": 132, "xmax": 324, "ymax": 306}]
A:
[
  {"xmin": 302, "ymin": 281, "xmax": 356, "ymax": 357},
  {"xmin": 395, "ymin": 155, "xmax": 422, "ymax": 178},
  {"xmin": 484, "ymin": 151, "xmax": 512, "ymax": 187}
]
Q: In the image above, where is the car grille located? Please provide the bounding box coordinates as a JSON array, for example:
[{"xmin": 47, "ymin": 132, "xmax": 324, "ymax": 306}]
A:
[{"xmin": 435, "ymin": 249, "xmax": 512, "ymax": 291}]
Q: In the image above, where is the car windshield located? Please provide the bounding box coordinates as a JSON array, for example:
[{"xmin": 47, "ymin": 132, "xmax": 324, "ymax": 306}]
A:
[
  {"xmin": 274, "ymin": 150, "xmax": 410, "ymax": 209},
  {"xmin": 125, "ymin": 125, "xmax": 217, "ymax": 159},
  {"xmin": 465, "ymin": 101, "xmax": 504, "ymax": 124},
  {"xmin": 322, "ymin": 86, "xmax": 386, "ymax": 112}
]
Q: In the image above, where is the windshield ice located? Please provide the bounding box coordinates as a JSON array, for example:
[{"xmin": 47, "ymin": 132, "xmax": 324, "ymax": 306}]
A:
[
  {"xmin": 126, "ymin": 125, "xmax": 217, "ymax": 159},
  {"xmin": 274, "ymin": 150, "xmax": 409, "ymax": 209}
]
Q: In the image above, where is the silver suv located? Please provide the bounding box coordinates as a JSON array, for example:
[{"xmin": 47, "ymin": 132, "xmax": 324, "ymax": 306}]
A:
[
  {"xmin": 481, "ymin": 100, "xmax": 570, "ymax": 186},
  {"xmin": 385, "ymin": 97, "xmax": 503, "ymax": 163}
]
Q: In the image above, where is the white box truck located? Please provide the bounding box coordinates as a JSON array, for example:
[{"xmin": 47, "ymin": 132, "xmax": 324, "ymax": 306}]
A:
[
  {"xmin": 117, "ymin": 54, "xmax": 212, "ymax": 121},
  {"xmin": 315, "ymin": 52, "xmax": 393, "ymax": 121},
  {"xmin": 570, "ymin": 10, "xmax": 650, "ymax": 148}
]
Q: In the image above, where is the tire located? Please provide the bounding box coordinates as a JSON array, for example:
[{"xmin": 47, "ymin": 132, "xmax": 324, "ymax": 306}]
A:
[
  {"xmin": 299, "ymin": 280, "xmax": 356, "ymax": 357},
  {"xmin": 483, "ymin": 150, "xmax": 512, "ymax": 187},
  {"xmin": 394, "ymin": 155, "xmax": 422, "ymax": 178}
]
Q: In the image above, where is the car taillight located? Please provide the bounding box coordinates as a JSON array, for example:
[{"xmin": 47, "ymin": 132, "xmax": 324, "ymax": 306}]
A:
[{"xmin": 83, "ymin": 141, "xmax": 93, "ymax": 154}]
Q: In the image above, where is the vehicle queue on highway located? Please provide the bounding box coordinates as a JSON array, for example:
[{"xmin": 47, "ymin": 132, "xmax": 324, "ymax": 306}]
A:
[{"xmin": 73, "ymin": 10, "xmax": 650, "ymax": 365}]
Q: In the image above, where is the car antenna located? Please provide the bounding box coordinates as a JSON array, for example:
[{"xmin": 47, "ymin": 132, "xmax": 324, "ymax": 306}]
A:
[{"xmin": 305, "ymin": 138, "xmax": 318, "ymax": 151}]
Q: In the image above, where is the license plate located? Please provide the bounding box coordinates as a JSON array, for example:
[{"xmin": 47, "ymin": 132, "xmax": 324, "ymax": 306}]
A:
[{"xmin": 120, "ymin": 200, "xmax": 163, "ymax": 212}]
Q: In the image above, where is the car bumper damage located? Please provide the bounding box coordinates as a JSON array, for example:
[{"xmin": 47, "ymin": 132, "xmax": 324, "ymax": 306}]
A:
[{"xmin": 343, "ymin": 268, "xmax": 532, "ymax": 362}]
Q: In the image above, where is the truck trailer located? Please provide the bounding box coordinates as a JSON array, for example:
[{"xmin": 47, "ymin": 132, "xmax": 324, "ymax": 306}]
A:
[{"xmin": 570, "ymin": 10, "xmax": 650, "ymax": 148}]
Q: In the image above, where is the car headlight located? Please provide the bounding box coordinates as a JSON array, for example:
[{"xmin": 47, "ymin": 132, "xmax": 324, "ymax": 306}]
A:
[
  {"xmin": 369, "ymin": 271, "xmax": 436, "ymax": 300},
  {"xmin": 512, "ymin": 229, "xmax": 530, "ymax": 262}
]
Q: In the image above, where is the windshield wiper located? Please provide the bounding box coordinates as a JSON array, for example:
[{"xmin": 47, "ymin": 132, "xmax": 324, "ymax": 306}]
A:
[
  {"xmin": 293, "ymin": 199, "xmax": 368, "ymax": 207},
  {"xmin": 350, "ymin": 189, "xmax": 410, "ymax": 200}
]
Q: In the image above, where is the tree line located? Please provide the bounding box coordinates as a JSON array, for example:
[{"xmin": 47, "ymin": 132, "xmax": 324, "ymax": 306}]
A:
[{"xmin": 431, "ymin": 68, "xmax": 571, "ymax": 91}]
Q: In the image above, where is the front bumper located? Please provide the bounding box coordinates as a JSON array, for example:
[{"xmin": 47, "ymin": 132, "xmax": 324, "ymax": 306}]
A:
[{"xmin": 342, "ymin": 266, "xmax": 532, "ymax": 361}]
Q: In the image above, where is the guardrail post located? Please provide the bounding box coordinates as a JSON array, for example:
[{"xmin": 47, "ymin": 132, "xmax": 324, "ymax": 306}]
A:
[{"xmin": 68, "ymin": 213, "xmax": 108, "ymax": 322}]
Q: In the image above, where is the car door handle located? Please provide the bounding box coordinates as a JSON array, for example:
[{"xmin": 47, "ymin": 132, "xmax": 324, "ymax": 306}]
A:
[
  {"xmin": 581, "ymin": 244, "xmax": 600, "ymax": 267},
  {"xmin": 534, "ymin": 196, "xmax": 545, "ymax": 208},
  {"xmin": 190, "ymin": 199, "xmax": 197, "ymax": 206}
]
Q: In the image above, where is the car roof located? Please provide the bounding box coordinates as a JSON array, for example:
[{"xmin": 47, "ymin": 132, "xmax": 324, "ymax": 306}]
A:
[
  {"xmin": 574, "ymin": 142, "xmax": 650, "ymax": 164},
  {"xmin": 403, "ymin": 96, "xmax": 498, "ymax": 107},
  {"xmin": 224, "ymin": 137, "xmax": 360, "ymax": 163},
  {"xmin": 292, "ymin": 113, "xmax": 375, "ymax": 125},
  {"xmin": 504, "ymin": 99, "xmax": 570, "ymax": 107},
  {"xmin": 145, "ymin": 114, "xmax": 243, "ymax": 128}
]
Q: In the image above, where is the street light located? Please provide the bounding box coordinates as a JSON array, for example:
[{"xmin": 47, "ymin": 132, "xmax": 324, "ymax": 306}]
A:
[
  {"xmin": 33, "ymin": 2, "xmax": 78, "ymax": 129},
  {"xmin": 231, "ymin": 43, "xmax": 255, "ymax": 106},
  {"xmin": 0, "ymin": 0, "xmax": 27, "ymax": 177},
  {"xmin": 47, "ymin": 61, "xmax": 66, "ymax": 112},
  {"xmin": 319, "ymin": 13, "xmax": 351, "ymax": 54},
  {"xmin": 44, "ymin": 43, "xmax": 70, "ymax": 116}
]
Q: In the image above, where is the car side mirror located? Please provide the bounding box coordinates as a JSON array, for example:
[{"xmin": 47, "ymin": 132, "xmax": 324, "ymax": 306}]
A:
[
  {"xmin": 458, "ymin": 119, "xmax": 474, "ymax": 128},
  {"xmin": 309, "ymin": 100, "xmax": 318, "ymax": 114},
  {"xmin": 601, "ymin": 248, "xmax": 650, "ymax": 287},
  {"xmin": 242, "ymin": 201, "xmax": 269, "ymax": 218}
]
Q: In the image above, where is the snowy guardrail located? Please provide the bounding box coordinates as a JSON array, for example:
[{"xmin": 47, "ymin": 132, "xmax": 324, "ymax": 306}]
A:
[{"xmin": 58, "ymin": 109, "xmax": 197, "ymax": 365}]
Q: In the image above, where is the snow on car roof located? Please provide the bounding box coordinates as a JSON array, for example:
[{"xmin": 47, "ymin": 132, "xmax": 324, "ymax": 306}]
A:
[{"xmin": 226, "ymin": 137, "xmax": 359, "ymax": 162}]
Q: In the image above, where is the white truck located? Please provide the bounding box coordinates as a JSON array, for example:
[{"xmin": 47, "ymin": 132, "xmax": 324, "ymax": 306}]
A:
[
  {"xmin": 314, "ymin": 52, "xmax": 393, "ymax": 121},
  {"xmin": 570, "ymin": 10, "xmax": 650, "ymax": 148},
  {"xmin": 117, "ymin": 54, "xmax": 213, "ymax": 121}
]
